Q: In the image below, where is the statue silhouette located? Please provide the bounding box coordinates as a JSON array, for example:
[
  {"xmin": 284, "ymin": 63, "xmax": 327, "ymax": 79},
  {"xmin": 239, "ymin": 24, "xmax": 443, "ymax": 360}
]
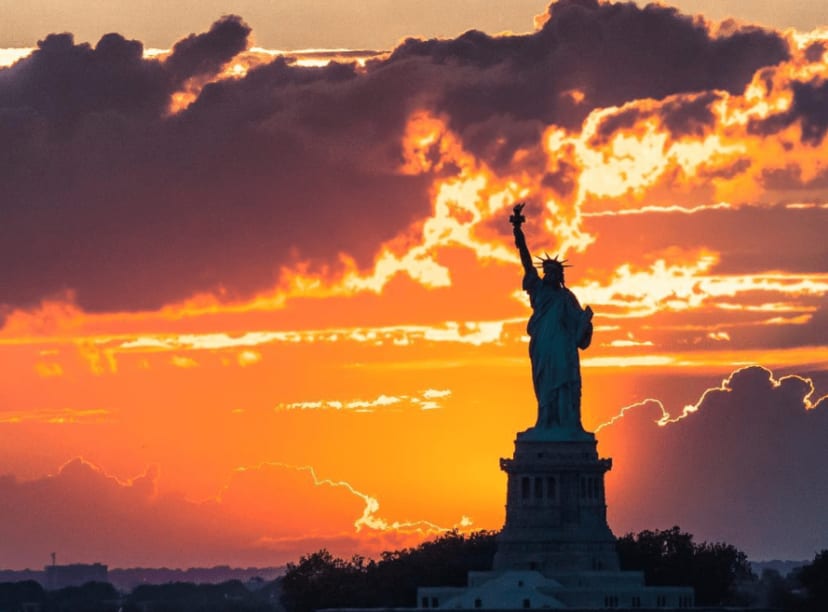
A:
[{"xmin": 510, "ymin": 203, "xmax": 593, "ymax": 435}]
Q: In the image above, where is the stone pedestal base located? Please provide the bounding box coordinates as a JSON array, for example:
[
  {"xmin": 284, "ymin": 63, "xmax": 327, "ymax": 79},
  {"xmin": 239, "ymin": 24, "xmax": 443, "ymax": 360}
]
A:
[
  {"xmin": 416, "ymin": 428, "xmax": 695, "ymax": 608},
  {"xmin": 493, "ymin": 428, "xmax": 619, "ymax": 574}
]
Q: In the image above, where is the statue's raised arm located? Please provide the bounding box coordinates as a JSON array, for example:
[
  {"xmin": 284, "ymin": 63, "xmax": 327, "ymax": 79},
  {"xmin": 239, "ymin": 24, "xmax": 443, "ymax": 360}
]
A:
[{"xmin": 510, "ymin": 203, "xmax": 535, "ymax": 276}]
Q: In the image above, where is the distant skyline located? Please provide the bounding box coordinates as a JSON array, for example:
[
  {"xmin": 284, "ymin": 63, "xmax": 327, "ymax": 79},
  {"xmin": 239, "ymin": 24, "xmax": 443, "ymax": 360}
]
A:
[
  {"xmin": 1, "ymin": 1, "xmax": 826, "ymax": 50},
  {"xmin": 0, "ymin": 0, "xmax": 827, "ymax": 569}
]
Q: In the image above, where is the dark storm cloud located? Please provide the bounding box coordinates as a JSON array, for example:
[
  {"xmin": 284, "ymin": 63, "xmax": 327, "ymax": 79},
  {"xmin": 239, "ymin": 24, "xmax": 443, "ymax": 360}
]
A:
[
  {"xmin": 804, "ymin": 41, "xmax": 826, "ymax": 63},
  {"xmin": 602, "ymin": 365, "xmax": 828, "ymax": 559},
  {"xmin": 789, "ymin": 80, "xmax": 828, "ymax": 145},
  {"xmin": 164, "ymin": 15, "xmax": 251, "ymax": 84},
  {"xmin": 387, "ymin": 0, "xmax": 787, "ymax": 135},
  {"xmin": 0, "ymin": 1, "xmax": 791, "ymax": 313},
  {"xmin": 0, "ymin": 25, "xmax": 432, "ymax": 312},
  {"xmin": 0, "ymin": 33, "xmax": 167, "ymax": 124},
  {"xmin": 659, "ymin": 91, "xmax": 720, "ymax": 138},
  {"xmin": 542, "ymin": 160, "xmax": 579, "ymax": 198},
  {"xmin": 0, "ymin": 16, "xmax": 251, "ymax": 126},
  {"xmin": 761, "ymin": 164, "xmax": 828, "ymax": 191},
  {"xmin": 750, "ymin": 78, "xmax": 828, "ymax": 145},
  {"xmin": 590, "ymin": 106, "xmax": 642, "ymax": 145}
]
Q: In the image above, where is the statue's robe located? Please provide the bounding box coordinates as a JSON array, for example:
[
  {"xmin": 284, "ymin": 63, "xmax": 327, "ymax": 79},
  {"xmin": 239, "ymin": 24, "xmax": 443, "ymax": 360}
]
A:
[{"xmin": 524, "ymin": 269, "xmax": 592, "ymax": 429}]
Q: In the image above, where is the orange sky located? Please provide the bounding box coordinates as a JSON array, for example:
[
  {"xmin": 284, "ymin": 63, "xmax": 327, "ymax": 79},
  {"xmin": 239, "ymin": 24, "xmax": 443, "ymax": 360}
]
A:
[
  {"xmin": 1, "ymin": 1, "xmax": 825, "ymax": 49},
  {"xmin": 1, "ymin": 0, "xmax": 827, "ymax": 569}
]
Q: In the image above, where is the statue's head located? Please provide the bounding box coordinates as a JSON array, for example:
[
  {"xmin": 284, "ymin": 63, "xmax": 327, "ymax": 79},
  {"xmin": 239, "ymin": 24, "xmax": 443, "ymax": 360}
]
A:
[{"xmin": 536, "ymin": 254, "xmax": 569, "ymax": 286}]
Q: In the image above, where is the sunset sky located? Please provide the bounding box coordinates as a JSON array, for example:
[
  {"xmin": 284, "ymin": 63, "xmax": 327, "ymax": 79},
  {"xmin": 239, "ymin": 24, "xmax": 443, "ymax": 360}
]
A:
[{"xmin": 1, "ymin": 0, "xmax": 827, "ymax": 570}]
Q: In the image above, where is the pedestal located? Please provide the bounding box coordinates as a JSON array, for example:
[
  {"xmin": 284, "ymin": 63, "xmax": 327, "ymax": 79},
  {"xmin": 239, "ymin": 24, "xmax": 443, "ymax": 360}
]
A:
[
  {"xmin": 416, "ymin": 423, "xmax": 696, "ymax": 609},
  {"xmin": 493, "ymin": 427, "xmax": 620, "ymax": 574}
]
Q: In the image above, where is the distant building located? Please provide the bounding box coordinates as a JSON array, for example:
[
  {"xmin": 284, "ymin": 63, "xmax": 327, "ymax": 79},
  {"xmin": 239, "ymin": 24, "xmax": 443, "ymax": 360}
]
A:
[{"xmin": 44, "ymin": 563, "xmax": 108, "ymax": 590}]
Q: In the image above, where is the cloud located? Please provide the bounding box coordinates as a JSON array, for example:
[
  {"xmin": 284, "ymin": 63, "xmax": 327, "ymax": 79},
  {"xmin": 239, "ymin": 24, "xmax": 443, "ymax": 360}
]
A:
[
  {"xmin": 0, "ymin": 20, "xmax": 431, "ymax": 313},
  {"xmin": 163, "ymin": 16, "xmax": 251, "ymax": 85},
  {"xmin": 387, "ymin": 0, "xmax": 787, "ymax": 137},
  {"xmin": 598, "ymin": 365, "xmax": 828, "ymax": 560},
  {"xmin": 171, "ymin": 355, "xmax": 199, "ymax": 368},
  {"xmin": 0, "ymin": 408, "xmax": 111, "ymax": 424},
  {"xmin": 113, "ymin": 321, "xmax": 510, "ymax": 353},
  {"xmin": 276, "ymin": 388, "xmax": 452, "ymax": 412},
  {"xmin": 0, "ymin": 16, "xmax": 249, "ymax": 129},
  {"xmin": 236, "ymin": 349, "xmax": 261, "ymax": 366},
  {"xmin": 751, "ymin": 76, "xmax": 828, "ymax": 145},
  {"xmin": 0, "ymin": 458, "xmax": 463, "ymax": 569},
  {"xmin": 0, "ymin": 2, "xmax": 792, "ymax": 314}
]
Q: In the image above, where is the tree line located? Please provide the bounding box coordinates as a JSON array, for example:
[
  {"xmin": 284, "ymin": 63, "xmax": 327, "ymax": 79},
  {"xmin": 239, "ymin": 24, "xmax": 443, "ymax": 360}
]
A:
[
  {"xmin": 0, "ymin": 528, "xmax": 825, "ymax": 611},
  {"xmin": 0, "ymin": 579, "xmax": 278, "ymax": 611},
  {"xmin": 279, "ymin": 528, "xmax": 827, "ymax": 612},
  {"xmin": 280, "ymin": 530, "xmax": 497, "ymax": 612}
]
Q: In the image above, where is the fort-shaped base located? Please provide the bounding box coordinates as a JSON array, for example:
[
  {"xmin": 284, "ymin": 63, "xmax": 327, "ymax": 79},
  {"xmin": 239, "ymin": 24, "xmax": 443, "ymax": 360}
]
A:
[
  {"xmin": 415, "ymin": 430, "xmax": 695, "ymax": 609},
  {"xmin": 494, "ymin": 433, "xmax": 619, "ymax": 574}
]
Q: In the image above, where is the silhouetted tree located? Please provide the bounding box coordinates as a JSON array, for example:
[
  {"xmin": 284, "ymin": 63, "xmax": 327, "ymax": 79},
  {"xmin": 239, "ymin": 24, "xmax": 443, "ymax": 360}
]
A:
[
  {"xmin": 617, "ymin": 526, "xmax": 752, "ymax": 606},
  {"xmin": 280, "ymin": 531, "xmax": 497, "ymax": 612},
  {"xmin": 47, "ymin": 581, "xmax": 120, "ymax": 611},
  {"xmin": 369, "ymin": 530, "xmax": 496, "ymax": 606},
  {"xmin": 131, "ymin": 581, "xmax": 201, "ymax": 602},
  {"xmin": 616, "ymin": 526, "xmax": 694, "ymax": 586},
  {"xmin": 795, "ymin": 550, "xmax": 828, "ymax": 612},
  {"xmin": 126, "ymin": 579, "xmax": 272, "ymax": 612},
  {"xmin": 754, "ymin": 568, "xmax": 798, "ymax": 611},
  {"xmin": 0, "ymin": 580, "xmax": 46, "ymax": 608},
  {"xmin": 280, "ymin": 550, "xmax": 368, "ymax": 612},
  {"xmin": 692, "ymin": 541, "xmax": 753, "ymax": 606}
]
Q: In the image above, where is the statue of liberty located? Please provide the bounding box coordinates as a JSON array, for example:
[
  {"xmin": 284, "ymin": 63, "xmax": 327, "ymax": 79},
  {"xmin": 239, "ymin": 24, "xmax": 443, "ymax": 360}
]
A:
[{"xmin": 510, "ymin": 203, "xmax": 593, "ymax": 436}]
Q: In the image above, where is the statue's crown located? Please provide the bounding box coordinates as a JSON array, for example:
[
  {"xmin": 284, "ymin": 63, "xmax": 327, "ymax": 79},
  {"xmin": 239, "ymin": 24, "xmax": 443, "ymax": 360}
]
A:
[{"xmin": 534, "ymin": 253, "xmax": 571, "ymax": 269}]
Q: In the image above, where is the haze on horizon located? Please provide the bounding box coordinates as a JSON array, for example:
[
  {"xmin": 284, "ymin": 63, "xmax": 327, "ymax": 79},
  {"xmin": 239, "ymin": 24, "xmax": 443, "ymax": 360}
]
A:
[{"xmin": 0, "ymin": 0, "xmax": 827, "ymax": 570}]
